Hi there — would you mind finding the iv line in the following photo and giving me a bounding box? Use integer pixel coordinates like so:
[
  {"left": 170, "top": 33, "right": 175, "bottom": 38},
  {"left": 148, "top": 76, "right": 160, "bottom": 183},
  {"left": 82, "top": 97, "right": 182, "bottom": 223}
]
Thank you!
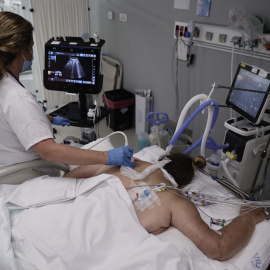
[{"left": 127, "top": 183, "right": 270, "bottom": 227}]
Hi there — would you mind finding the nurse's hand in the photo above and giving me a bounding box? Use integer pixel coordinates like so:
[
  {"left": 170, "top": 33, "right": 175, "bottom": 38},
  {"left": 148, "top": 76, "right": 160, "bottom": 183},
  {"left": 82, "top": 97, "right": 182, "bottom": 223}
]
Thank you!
[
  {"left": 52, "top": 116, "right": 70, "bottom": 126},
  {"left": 107, "top": 146, "right": 134, "bottom": 168}
]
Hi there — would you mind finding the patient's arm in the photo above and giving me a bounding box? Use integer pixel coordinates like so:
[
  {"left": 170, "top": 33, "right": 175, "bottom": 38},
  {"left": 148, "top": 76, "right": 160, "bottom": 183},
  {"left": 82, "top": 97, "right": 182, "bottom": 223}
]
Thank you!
[{"left": 171, "top": 199, "right": 268, "bottom": 261}]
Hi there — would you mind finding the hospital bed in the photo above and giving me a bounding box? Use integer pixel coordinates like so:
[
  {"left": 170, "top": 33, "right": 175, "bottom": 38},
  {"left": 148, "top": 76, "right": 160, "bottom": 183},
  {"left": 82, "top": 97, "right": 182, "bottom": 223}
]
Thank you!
[{"left": 0, "top": 136, "right": 270, "bottom": 270}]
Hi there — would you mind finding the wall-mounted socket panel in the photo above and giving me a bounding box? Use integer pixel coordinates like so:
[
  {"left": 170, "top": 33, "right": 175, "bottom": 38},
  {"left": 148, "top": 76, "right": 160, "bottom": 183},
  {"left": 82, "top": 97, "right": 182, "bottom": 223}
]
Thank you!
[
  {"left": 173, "top": 21, "right": 270, "bottom": 61},
  {"left": 174, "top": 21, "right": 188, "bottom": 39},
  {"left": 177, "top": 40, "right": 189, "bottom": 61},
  {"left": 174, "top": 21, "right": 189, "bottom": 61},
  {"left": 108, "top": 11, "right": 114, "bottom": 20},
  {"left": 119, "top": 13, "right": 128, "bottom": 22}
]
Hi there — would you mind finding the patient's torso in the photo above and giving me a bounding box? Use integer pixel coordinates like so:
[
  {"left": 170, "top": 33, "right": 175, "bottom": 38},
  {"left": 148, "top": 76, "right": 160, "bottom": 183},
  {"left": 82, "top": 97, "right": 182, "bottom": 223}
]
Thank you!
[{"left": 96, "top": 161, "right": 183, "bottom": 235}]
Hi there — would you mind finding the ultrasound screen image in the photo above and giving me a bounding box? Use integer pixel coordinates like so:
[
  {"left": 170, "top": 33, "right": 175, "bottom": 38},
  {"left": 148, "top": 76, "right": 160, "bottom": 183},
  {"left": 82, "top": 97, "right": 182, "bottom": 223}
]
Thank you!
[
  {"left": 229, "top": 69, "right": 270, "bottom": 118},
  {"left": 47, "top": 51, "right": 96, "bottom": 85},
  {"left": 62, "top": 57, "right": 86, "bottom": 78}
]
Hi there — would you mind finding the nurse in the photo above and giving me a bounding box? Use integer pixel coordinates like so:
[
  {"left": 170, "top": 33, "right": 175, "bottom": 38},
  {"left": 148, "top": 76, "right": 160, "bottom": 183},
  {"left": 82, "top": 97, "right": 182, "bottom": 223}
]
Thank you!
[{"left": 0, "top": 11, "right": 134, "bottom": 174}]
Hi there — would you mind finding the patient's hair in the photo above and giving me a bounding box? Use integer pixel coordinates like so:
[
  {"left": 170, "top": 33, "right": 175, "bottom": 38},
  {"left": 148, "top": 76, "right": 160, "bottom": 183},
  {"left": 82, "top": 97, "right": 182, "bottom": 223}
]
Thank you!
[
  {"left": 0, "top": 12, "right": 33, "bottom": 79},
  {"left": 162, "top": 153, "right": 206, "bottom": 187}
]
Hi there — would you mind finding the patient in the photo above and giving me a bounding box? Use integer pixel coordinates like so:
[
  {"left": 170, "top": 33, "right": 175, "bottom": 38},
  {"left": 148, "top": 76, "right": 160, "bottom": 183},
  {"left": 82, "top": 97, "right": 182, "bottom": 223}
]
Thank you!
[{"left": 65, "top": 153, "right": 268, "bottom": 261}]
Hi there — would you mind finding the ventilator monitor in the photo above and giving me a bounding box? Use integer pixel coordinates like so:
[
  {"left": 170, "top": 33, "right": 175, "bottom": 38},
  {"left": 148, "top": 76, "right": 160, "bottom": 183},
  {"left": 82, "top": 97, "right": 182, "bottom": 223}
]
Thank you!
[{"left": 226, "top": 62, "right": 270, "bottom": 125}]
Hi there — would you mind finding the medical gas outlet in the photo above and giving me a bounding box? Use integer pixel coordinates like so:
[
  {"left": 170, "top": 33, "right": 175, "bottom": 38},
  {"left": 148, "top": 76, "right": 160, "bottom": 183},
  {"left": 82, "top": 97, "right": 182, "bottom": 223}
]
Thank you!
[
  {"left": 174, "top": 21, "right": 195, "bottom": 61},
  {"left": 174, "top": 21, "right": 270, "bottom": 61}
]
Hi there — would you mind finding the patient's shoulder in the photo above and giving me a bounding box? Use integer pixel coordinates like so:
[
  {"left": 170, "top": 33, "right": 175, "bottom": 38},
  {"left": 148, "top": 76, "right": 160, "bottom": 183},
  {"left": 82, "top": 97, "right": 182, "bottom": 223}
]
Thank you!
[
  {"left": 170, "top": 193, "right": 199, "bottom": 217},
  {"left": 169, "top": 195, "right": 204, "bottom": 235}
]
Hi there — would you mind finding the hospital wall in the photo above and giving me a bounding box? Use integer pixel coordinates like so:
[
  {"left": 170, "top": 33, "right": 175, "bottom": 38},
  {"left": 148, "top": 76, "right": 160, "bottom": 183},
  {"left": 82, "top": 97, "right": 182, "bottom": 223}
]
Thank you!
[{"left": 95, "top": 0, "right": 270, "bottom": 156}]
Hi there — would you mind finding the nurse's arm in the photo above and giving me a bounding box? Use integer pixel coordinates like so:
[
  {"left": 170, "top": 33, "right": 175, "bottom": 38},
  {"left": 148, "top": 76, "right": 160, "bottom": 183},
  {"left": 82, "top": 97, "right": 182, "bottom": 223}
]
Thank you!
[
  {"left": 46, "top": 115, "right": 53, "bottom": 122},
  {"left": 31, "top": 138, "right": 108, "bottom": 165}
]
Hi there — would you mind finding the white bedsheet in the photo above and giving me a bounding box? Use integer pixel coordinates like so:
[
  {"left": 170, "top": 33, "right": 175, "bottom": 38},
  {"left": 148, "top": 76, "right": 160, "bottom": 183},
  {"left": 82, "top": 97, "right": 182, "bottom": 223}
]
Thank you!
[
  {"left": 1, "top": 144, "right": 270, "bottom": 270},
  {"left": 0, "top": 174, "right": 185, "bottom": 270}
]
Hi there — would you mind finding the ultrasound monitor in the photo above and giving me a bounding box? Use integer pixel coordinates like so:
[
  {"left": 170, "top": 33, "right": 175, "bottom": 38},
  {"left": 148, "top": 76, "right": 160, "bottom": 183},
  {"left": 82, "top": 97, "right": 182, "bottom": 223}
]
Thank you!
[
  {"left": 44, "top": 37, "right": 105, "bottom": 94},
  {"left": 226, "top": 62, "right": 270, "bottom": 125},
  {"left": 43, "top": 37, "right": 109, "bottom": 128}
]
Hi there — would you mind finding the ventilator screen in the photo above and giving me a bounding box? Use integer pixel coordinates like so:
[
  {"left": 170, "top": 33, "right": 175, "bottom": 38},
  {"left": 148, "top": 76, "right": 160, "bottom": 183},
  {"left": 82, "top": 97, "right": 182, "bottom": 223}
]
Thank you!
[{"left": 226, "top": 63, "right": 270, "bottom": 125}]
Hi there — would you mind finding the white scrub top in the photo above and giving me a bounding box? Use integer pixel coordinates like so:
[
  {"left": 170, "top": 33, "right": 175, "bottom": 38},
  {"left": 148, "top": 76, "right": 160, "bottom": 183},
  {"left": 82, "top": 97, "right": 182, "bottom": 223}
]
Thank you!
[{"left": 0, "top": 73, "right": 54, "bottom": 169}]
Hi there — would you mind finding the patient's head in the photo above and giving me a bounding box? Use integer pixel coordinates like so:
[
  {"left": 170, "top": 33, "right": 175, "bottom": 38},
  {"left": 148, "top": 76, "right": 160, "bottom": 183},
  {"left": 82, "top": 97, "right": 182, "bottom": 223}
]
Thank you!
[{"left": 162, "top": 153, "right": 206, "bottom": 187}]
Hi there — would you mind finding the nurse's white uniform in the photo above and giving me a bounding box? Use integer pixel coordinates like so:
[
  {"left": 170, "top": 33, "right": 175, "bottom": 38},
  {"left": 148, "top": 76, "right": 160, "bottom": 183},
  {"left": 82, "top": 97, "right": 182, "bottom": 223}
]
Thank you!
[{"left": 0, "top": 73, "right": 54, "bottom": 169}]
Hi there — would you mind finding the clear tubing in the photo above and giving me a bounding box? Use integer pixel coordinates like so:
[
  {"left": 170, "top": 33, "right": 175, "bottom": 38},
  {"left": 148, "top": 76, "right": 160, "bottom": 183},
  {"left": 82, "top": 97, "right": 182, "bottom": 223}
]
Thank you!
[
  {"left": 129, "top": 184, "right": 270, "bottom": 224},
  {"left": 156, "top": 126, "right": 161, "bottom": 148},
  {"left": 230, "top": 45, "right": 235, "bottom": 119},
  {"left": 130, "top": 184, "right": 270, "bottom": 208},
  {"left": 216, "top": 179, "right": 248, "bottom": 200},
  {"left": 171, "top": 187, "right": 270, "bottom": 207},
  {"left": 200, "top": 105, "right": 214, "bottom": 157},
  {"left": 220, "top": 158, "right": 240, "bottom": 188}
]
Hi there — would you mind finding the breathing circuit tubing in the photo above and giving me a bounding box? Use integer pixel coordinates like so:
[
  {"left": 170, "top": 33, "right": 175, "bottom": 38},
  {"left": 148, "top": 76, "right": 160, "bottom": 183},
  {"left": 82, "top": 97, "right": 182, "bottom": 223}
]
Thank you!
[
  {"left": 187, "top": 135, "right": 228, "bottom": 155},
  {"left": 206, "top": 136, "right": 227, "bottom": 153},
  {"left": 165, "top": 94, "right": 225, "bottom": 157},
  {"left": 164, "top": 92, "right": 239, "bottom": 190}
]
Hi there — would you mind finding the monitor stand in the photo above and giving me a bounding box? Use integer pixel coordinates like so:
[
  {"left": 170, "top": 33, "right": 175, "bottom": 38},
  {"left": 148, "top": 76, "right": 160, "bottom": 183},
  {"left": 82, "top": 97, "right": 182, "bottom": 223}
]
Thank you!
[{"left": 49, "top": 92, "right": 110, "bottom": 128}]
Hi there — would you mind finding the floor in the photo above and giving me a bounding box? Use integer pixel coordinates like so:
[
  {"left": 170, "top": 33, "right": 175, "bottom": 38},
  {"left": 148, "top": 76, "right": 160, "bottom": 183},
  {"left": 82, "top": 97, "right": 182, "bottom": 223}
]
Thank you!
[{"left": 53, "top": 119, "right": 140, "bottom": 153}]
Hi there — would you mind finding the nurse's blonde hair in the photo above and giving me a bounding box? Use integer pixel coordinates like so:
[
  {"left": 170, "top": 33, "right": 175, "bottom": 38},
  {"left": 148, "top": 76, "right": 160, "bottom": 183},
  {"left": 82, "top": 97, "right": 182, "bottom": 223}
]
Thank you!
[{"left": 0, "top": 12, "right": 33, "bottom": 80}]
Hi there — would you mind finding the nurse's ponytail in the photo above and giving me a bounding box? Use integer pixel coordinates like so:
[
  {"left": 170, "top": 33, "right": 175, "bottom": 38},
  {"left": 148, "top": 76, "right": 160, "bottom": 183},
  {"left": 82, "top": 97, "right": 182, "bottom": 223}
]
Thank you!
[{"left": 0, "top": 12, "right": 33, "bottom": 80}]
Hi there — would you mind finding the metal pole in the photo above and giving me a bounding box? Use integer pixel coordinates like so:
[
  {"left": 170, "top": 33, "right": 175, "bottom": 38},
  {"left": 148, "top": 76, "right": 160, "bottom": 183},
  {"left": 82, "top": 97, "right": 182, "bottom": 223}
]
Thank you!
[{"left": 217, "top": 85, "right": 270, "bottom": 95}]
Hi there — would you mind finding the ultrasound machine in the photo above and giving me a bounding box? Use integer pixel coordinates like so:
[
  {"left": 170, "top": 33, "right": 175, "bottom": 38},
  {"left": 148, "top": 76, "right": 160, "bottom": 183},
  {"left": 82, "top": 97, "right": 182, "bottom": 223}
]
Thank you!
[
  {"left": 218, "top": 63, "right": 270, "bottom": 198},
  {"left": 43, "top": 36, "right": 109, "bottom": 131}
]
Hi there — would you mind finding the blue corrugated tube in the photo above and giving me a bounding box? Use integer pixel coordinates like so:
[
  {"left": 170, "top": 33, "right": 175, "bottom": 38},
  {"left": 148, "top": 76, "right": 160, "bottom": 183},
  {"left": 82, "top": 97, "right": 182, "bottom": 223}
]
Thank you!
[
  {"left": 205, "top": 136, "right": 228, "bottom": 153},
  {"left": 168, "top": 100, "right": 220, "bottom": 154}
]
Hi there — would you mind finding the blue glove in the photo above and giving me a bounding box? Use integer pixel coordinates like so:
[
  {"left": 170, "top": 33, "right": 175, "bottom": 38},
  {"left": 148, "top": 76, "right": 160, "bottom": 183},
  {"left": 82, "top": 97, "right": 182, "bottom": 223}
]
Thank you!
[
  {"left": 107, "top": 146, "right": 134, "bottom": 168},
  {"left": 52, "top": 116, "right": 70, "bottom": 126}
]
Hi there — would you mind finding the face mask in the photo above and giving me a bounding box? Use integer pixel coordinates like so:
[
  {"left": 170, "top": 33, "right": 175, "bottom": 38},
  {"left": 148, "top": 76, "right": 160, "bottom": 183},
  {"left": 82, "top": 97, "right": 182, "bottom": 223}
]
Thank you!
[{"left": 21, "top": 48, "right": 34, "bottom": 73}]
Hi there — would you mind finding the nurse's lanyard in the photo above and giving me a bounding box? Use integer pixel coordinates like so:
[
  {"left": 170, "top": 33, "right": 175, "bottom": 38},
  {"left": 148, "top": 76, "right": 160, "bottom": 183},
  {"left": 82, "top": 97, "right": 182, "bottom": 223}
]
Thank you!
[{"left": 6, "top": 68, "right": 25, "bottom": 88}]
